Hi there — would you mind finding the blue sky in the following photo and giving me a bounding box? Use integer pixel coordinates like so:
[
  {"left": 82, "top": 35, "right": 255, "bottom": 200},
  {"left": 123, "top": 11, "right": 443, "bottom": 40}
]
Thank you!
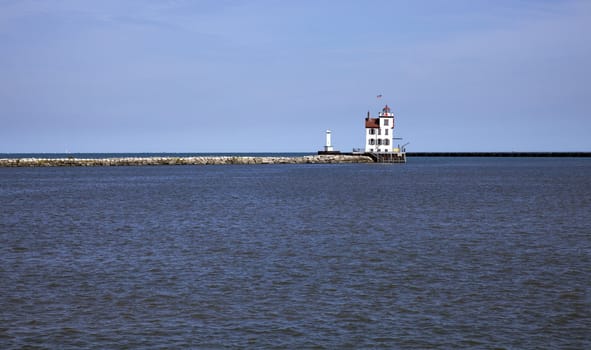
[{"left": 1, "top": 0, "right": 590, "bottom": 152}]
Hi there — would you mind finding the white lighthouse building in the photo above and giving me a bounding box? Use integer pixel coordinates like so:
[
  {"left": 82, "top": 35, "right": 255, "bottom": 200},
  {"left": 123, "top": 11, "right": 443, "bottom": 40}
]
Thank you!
[{"left": 365, "top": 105, "right": 395, "bottom": 153}]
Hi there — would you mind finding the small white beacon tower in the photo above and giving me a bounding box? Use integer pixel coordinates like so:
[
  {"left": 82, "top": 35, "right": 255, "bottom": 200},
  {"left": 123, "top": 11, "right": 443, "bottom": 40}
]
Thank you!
[{"left": 324, "top": 130, "right": 334, "bottom": 152}]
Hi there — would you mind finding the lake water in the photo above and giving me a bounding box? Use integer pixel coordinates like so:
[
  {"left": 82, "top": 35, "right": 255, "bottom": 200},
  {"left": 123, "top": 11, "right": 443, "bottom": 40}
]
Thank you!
[{"left": 1, "top": 157, "right": 589, "bottom": 349}]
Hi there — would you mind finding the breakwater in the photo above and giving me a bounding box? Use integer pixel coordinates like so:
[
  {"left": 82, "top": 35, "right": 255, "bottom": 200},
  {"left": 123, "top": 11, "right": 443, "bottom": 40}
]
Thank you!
[
  {"left": 0, "top": 154, "right": 374, "bottom": 167},
  {"left": 407, "top": 152, "right": 591, "bottom": 157}
]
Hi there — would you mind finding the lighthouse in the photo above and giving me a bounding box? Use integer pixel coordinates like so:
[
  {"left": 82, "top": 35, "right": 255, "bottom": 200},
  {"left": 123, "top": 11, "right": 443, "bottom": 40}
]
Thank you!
[
  {"left": 365, "top": 105, "right": 395, "bottom": 153},
  {"left": 324, "top": 130, "right": 334, "bottom": 152},
  {"left": 316, "top": 103, "right": 405, "bottom": 162},
  {"left": 318, "top": 129, "right": 341, "bottom": 154}
]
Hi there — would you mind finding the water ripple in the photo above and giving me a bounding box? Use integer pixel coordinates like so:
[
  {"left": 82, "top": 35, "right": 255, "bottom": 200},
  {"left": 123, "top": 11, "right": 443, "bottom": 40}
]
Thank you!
[{"left": 1, "top": 160, "right": 590, "bottom": 348}]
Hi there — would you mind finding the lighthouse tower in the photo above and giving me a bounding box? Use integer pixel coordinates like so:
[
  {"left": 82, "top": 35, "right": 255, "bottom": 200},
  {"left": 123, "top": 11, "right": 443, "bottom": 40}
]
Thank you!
[
  {"left": 365, "top": 105, "right": 395, "bottom": 153},
  {"left": 324, "top": 130, "right": 334, "bottom": 152}
]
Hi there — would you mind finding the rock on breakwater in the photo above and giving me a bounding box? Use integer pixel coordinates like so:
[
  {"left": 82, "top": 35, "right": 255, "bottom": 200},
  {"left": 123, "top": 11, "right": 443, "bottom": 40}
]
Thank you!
[{"left": 0, "top": 155, "right": 374, "bottom": 167}]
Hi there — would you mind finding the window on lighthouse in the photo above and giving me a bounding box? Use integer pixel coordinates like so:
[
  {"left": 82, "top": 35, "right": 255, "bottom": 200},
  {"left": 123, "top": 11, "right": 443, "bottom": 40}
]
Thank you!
[{"left": 384, "top": 119, "right": 389, "bottom": 126}]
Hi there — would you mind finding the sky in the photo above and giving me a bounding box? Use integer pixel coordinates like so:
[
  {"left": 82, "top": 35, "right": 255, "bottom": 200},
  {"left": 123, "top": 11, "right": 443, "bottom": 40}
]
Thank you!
[{"left": 1, "top": 0, "right": 590, "bottom": 153}]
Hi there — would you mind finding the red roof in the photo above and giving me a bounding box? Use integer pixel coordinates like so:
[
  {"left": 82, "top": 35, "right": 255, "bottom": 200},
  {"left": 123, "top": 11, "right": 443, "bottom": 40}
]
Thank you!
[{"left": 365, "top": 118, "right": 379, "bottom": 128}]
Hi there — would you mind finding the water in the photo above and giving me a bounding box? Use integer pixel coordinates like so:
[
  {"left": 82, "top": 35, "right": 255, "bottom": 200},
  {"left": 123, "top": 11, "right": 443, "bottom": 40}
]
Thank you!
[{"left": 1, "top": 157, "right": 590, "bottom": 349}]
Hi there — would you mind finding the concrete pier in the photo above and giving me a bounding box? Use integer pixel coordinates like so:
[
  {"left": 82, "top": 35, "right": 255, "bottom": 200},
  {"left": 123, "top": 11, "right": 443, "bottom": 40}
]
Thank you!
[
  {"left": 0, "top": 154, "right": 375, "bottom": 167},
  {"left": 407, "top": 152, "right": 591, "bottom": 157}
]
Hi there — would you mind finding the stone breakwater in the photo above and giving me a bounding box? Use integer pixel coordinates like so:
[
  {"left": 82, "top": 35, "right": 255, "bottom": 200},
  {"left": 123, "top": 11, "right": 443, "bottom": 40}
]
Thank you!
[{"left": 0, "top": 155, "right": 374, "bottom": 167}]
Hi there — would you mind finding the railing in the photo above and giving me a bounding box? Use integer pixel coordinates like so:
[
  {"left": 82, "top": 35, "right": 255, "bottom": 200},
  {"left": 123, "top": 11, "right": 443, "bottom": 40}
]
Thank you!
[{"left": 349, "top": 149, "right": 406, "bottom": 163}]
